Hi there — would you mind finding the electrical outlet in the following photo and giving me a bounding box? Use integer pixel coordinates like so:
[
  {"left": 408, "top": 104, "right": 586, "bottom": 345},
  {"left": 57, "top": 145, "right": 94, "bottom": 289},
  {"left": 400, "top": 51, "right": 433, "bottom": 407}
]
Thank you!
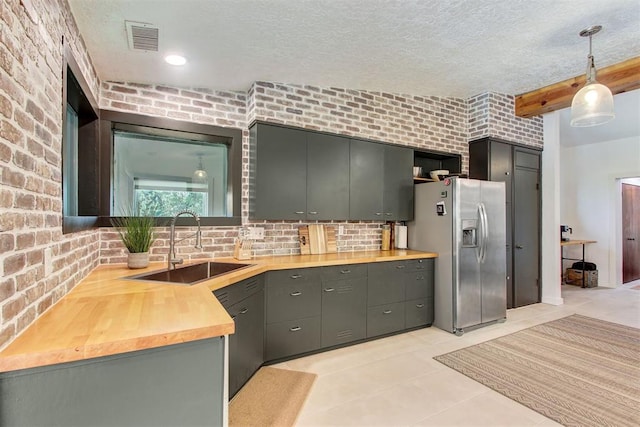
[{"left": 246, "top": 227, "right": 265, "bottom": 240}]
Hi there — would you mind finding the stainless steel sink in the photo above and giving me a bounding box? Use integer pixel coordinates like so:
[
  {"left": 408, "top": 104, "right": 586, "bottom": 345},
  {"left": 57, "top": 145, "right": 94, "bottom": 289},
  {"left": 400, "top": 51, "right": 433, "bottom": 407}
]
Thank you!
[{"left": 127, "top": 262, "right": 252, "bottom": 285}]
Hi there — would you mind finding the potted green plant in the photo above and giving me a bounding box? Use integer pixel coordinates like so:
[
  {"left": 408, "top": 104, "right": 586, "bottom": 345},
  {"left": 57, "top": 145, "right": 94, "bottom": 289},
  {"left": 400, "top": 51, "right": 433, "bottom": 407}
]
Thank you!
[{"left": 111, "top": 214, "right": 156, "bottom": 269}]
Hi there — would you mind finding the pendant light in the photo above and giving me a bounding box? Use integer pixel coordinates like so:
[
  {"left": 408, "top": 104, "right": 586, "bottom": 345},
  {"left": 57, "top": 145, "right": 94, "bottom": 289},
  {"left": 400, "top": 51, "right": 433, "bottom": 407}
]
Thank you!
[
  {"left": 570, "top": 25, "right": 615, "bottom": 127},
  {"left": 192, "top": 154, "right": 208, "bottom": 183}
]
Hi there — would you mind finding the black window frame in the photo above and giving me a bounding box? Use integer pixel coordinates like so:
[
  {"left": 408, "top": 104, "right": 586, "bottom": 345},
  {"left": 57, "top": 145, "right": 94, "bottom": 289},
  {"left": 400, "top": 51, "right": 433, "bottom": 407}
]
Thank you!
[
  {"left": 62, "top": 43, "right": 100, "bottom": 234},
  {"left": 98, "top": 110, "right": 243, "bottom": 227}
]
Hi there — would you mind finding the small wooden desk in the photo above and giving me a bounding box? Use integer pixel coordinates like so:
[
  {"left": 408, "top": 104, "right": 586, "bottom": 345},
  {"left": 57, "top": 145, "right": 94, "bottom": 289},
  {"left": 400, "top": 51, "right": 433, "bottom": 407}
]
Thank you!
[{"left": 561, "top": 239, "right": 597, "bottom": 287}]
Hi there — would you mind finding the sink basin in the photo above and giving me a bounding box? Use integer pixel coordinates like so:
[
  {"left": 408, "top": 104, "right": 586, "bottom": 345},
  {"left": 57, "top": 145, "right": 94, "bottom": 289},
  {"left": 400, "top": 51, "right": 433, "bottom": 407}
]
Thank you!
[{"left": 127, "top": 262, "right": 252, "bottom": 285}]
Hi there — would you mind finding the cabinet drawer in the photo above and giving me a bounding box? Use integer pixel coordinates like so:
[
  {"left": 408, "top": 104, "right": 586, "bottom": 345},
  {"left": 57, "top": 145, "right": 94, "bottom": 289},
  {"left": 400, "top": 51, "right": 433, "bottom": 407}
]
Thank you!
[
  {"left": 368, "top": 260, "right": 407, "bottom": 275},
  {"left": 214, "top": 275, "right": 263, "bottom": 309},
  {"left": 265, "top": 316, "right": 321, "bottom": 361},
  {"left": 405, "top": 298, "right": 433, "bottom": 329},
  {"left": 266, "top": 275, "right": 321, "bottom": 324},
  {"left": 367, "top": 302, "right": 405, "bottom": 337},
  {"left": 368, "top": 274, "right": 405, "bottom": 306},
  {"left": 266, "top": 268, "right": 320, "bottom": 286},
  {"left": 405, "top": 271, "right": 434, "bottom": 300},
  {"left": 321, "top": 264, "right": 367, "bottom": 281},
  {"left": 406, "top": 258, "right": 434, "bottom": 272}
]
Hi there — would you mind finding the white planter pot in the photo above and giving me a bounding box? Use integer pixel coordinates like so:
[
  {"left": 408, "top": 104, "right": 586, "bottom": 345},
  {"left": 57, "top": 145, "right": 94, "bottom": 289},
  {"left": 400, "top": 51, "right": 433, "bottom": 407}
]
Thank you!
[{"left": 127, "top": 252, "right": 149, "bottom": 269}]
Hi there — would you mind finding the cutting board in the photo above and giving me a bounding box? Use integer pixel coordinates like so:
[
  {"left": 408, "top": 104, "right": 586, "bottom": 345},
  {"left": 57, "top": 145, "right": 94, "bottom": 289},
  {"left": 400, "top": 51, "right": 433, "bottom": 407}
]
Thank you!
[
  {"left": 308, "top": 224, "right": 327, "bottom": 254},
  {"left": 298, "top": 226, "right": 310, "bottom": 255},
  {"left": 325, "top": 226, "right": 337, "bottom": 253}
]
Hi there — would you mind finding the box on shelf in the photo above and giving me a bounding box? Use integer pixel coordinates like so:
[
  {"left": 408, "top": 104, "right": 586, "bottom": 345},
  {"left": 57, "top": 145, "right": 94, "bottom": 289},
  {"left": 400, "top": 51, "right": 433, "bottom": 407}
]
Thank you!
[{"left": 565, "top": 268, "right": 598, "bottom": 287}]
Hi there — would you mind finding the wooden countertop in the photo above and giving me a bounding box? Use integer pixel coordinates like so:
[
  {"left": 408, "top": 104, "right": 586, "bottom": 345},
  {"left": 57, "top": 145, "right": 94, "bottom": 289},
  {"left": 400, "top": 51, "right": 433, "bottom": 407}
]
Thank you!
[
  {"left": 560, "top": 239, "right": 597, "bottom": 246},
  {"left": 0, "top": 249, "right": 436, "bottom": 372}
]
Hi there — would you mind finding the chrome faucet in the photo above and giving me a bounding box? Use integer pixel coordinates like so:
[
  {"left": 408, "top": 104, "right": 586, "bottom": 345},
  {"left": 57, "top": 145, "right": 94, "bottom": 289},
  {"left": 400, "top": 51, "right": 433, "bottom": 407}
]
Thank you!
[{"left": 168, "top": 210, "right": 203, "bottom": 270}]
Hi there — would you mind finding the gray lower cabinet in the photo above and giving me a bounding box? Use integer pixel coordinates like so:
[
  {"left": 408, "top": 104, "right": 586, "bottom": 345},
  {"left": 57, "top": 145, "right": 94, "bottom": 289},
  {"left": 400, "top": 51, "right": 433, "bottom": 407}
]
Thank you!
[
  {"left": 321, "top": 264, "right": 367, "bottom": 347},
  {"left": 0, "top": 338, "right": 225, "bottom": 427},
  {"left": 265, "top": 268, "right": 322, "bottom": 360},
  {"left": 264, "top": 260, "right": 434, "bottom": 360},
  {"left": 367, "top": 259, "right": 434, "bottom": 338},
  {"left": 214, "top": 276, "right": 265, "bottom": 399}
]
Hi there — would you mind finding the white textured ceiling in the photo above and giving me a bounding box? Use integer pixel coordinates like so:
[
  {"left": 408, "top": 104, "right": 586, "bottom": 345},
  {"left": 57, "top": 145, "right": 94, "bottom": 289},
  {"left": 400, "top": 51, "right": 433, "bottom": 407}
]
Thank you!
[{"left": 69, "top": 0, "right": 640, "bottom": 98}]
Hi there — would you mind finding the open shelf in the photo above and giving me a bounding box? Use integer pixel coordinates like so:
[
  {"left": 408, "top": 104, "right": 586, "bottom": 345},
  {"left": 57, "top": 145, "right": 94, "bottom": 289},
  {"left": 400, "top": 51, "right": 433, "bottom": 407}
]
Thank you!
[{"left": 413, "top": 148, "right": 462, "bottom": 181}]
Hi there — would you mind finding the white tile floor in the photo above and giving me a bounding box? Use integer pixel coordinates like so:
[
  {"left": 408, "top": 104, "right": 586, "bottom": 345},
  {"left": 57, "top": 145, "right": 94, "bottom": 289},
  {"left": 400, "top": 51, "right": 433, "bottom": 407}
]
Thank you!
[{"left": 275, "top": 281, "right": 640, "bottom": 426}]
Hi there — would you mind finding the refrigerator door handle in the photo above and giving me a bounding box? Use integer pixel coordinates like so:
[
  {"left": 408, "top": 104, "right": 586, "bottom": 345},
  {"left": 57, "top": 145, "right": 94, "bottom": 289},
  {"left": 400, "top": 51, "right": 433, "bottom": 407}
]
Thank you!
[
  {"left": 475, "top": 204, "right": 483, "bottom": 263},
  {"left": 479, "top": 203, "right": 489, "bottom": 263}
]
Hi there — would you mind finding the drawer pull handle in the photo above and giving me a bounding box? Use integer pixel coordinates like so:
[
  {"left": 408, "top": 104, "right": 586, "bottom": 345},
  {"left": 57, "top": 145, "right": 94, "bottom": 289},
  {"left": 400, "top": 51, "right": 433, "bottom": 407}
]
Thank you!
[
  {"left": 308, "top": 211, "right": 318, "bottom": 215},
  {"left": 417, "top": 275, "right": 424, "bottom": 280},
  {"left": 375, "top": 212, "right": 383, "bottom": 216},
  {"left": 383, "top": 310, "right": 392, "bottom": 315},
  {"left": 416, "top": 304, "right": 425, "bottom": 308},
  {"left": 239, "top": 308, "right": 248, "bottom": 315},
  {"left": 295, "top": 211, "right": 305, "bottom": 215},
  {"left": 385, "top": 213, "right": 392, "bottom": 216},
  {"left": 290, "top": 274, "right": 303, "bottom": 279},
  {"left": 290, "top": 291, "right": 302, "bottom": 296},
  {"left": 396, "top": 265, "right": 406, "bottom": 269},
  {"left": 231, "top": 315, "right": 237, "bottom": 320},
  {"left": 324, "top": 288, "right": 335, "bottom": 292},
  {"left": 290, "top": 326, "right": 302, "bottom": 332},
  {"left": 340, "top": 269, "right": 351, "bottom": 274}
]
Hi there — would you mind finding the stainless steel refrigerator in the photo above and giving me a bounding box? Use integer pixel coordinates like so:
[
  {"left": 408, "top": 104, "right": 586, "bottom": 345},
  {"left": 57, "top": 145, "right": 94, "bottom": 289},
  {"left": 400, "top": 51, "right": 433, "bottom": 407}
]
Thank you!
[{"left": 408, "top": 177, "right": 506, "bottom": 335}]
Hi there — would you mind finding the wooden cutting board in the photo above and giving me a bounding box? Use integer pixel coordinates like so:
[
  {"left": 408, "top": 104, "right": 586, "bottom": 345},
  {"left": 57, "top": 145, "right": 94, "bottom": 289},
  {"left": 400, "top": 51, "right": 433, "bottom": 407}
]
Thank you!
[
  {"left": 308, "top": 224, "right": 327, "bottom": 254},
  {"left": 298, "top": 226, "right": 310, "bottom": 255},
  {"left": 325, "top": 226, "right": 337, "bottom": 253}
]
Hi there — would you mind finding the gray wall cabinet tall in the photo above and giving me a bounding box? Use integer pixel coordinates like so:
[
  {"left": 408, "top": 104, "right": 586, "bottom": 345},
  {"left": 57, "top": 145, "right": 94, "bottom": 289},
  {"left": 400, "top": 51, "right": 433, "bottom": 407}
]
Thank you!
[
  {"left": 469, "top": 137, "right": 541, "bottom": 309},
  {"left": 250, "top": 122, "right": 414, "bottom": 221}
]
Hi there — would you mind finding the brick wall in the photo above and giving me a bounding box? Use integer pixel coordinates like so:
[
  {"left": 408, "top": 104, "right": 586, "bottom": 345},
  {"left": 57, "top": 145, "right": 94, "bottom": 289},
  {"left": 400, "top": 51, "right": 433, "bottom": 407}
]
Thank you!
[
  {"left": 100, "top": 81, "right": 542, "bottom": 263},
  {"left": 468, "top": 92, "right": 543, "bottom": 147},
  {"left": 0, "top": 0, "right": 100, "bottom": 349}
]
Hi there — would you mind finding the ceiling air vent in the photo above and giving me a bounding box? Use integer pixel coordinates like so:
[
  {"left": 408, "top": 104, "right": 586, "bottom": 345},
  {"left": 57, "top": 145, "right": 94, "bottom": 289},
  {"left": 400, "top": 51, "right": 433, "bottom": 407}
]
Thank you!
[{"left": 125, "top": 20, "right": 159, "bottom": 52}]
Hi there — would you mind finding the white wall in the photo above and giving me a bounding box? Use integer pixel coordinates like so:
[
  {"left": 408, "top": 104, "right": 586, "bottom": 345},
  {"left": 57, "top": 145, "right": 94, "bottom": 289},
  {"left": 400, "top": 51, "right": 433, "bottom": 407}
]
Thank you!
[{"left": 560, "top": 136, "right": 640, "bottom": 286}]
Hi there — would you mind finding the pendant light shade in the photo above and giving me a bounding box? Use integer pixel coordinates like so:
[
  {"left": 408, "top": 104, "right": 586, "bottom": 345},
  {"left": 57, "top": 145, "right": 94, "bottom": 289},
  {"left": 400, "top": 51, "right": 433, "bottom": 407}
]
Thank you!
[
  {"left": 192, "top": 154, "right": 208, "bottom": 183},
  {"left": 570, "top": 25, "right": 615, "bottom": 127}
]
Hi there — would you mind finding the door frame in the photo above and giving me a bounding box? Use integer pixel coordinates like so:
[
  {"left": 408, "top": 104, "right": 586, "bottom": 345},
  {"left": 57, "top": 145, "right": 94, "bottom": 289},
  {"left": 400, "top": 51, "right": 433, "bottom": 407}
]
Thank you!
[{"left": 617, "top": 177, "right": 640, "bottom": 284}]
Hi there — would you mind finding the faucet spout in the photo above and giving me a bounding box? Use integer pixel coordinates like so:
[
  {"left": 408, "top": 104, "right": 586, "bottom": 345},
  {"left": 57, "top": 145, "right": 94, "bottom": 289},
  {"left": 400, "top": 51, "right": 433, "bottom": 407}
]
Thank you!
[{"left": 168, "top": 210, "right": 203, "bottom": 270}]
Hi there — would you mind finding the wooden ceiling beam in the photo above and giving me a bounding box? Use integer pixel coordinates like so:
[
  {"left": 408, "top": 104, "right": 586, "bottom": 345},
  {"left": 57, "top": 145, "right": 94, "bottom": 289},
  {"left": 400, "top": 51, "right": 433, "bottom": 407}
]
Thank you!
[{"left": 515, "top": 56, "right": 640, "bottom": 118}]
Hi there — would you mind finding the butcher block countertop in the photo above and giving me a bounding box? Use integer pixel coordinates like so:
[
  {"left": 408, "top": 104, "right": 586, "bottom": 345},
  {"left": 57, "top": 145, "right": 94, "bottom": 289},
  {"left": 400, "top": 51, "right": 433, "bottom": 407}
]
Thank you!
[{"left": 0, "top": 250, "right": 436, "bottom": 372}]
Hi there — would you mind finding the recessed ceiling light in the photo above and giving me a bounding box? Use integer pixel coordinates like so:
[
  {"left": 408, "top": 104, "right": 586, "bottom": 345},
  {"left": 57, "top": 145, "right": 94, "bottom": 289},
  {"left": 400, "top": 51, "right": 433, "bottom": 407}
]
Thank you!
[{"left": 164, "top": 55, "right": 187, "bottom": 66}]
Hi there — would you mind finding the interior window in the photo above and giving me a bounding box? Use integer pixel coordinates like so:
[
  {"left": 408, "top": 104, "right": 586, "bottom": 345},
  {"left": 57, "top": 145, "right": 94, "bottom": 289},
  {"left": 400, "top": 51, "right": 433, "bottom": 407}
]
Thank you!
[
  {"left": 100, "top": 112, "right": 242, "bottom": 226},
  {"left": 112, "top": 130, "right": 227, "bottom": 217}
]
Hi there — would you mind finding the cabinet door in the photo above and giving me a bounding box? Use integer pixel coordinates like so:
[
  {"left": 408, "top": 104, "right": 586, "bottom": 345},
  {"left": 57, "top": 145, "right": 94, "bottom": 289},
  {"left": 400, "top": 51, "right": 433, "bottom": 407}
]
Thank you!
[
  {"left": 254, "top": 124, "right": 307, "bottom": 220},
  {"left": 513, "top": 161, "right": 540, "bottom": 307},
  {"left": 307, "top": 133, "right": 350, "bottom": 220},
  {"left": 321, "top": 277, "right": 367, "bottom": 347},
  {"left": 383, "top": 144, "right": 414, "bottom": 221},
  {"left": 228, "top": 289, "right": 264, "bottom": 398},
  {"left": 350, "top": 139, "right": 384, "bottom": 220}
]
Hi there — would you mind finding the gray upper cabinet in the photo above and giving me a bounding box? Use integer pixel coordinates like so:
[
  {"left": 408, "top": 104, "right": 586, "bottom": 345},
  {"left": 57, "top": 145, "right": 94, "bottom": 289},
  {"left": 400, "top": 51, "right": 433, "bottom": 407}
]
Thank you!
[
  {"left": 252, "top": 124, "right": 308, "bottom": 220},
  {"left": 251, "top": 122, "right": 414, "bottom": 221},
  {"left": 306, "top": 132, "right": 350, "bottom": 220},
  {"left": 349, "top": 139, "right": 385, "bottom": 220},
  {"left": 350, "top": 139, "right": 414, "bottom": 221},
  {"left": 383, "top": 144, "right": 414, "bottom": 221}
]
